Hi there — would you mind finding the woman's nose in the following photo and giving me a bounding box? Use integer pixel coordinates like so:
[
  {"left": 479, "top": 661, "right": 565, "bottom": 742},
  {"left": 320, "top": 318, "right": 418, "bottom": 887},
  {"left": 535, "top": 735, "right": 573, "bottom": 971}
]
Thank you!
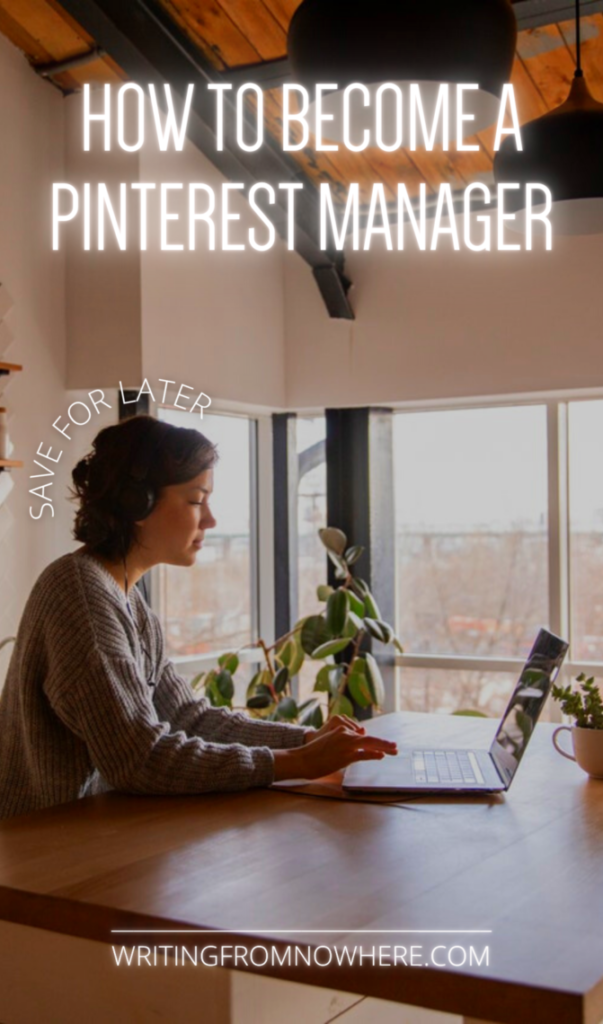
[{"left": 203, "top": 508, "right": 217, "bottom": 529}]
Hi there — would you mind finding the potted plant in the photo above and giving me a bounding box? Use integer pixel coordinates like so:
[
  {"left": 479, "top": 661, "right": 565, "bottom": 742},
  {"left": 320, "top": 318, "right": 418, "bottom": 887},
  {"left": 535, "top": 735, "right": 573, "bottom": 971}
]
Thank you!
[
  {"left": 193, "top": 527, "right": 403, "bottom": 728},
  {"left": 551, "top": 673, "right": 603, "bottom": 779}
]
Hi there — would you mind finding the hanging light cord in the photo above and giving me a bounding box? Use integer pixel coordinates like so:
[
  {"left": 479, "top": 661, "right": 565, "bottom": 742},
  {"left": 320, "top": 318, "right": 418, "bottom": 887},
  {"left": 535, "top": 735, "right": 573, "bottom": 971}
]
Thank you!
[{"left": 575, "top": 0, "right": 582, "bottom": 77}]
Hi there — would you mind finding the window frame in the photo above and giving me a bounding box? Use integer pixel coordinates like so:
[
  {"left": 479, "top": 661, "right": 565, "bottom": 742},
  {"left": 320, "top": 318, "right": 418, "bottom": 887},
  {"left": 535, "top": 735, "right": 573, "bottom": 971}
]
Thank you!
[
  {"left": 147, "top": 387, "right": 603, "bottom": 711},
  {"left": 150, "top": 399, "right": 271, "bottom": 679},
  {"left": 391, "top": 390, "right": 603, "bottom": 718}
]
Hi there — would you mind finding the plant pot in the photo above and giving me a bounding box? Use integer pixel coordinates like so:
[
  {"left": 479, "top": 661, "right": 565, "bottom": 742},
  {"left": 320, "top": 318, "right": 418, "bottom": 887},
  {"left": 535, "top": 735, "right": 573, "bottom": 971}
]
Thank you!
[{"left": 552, "top": 725, "right": 603, "bottom": 779}]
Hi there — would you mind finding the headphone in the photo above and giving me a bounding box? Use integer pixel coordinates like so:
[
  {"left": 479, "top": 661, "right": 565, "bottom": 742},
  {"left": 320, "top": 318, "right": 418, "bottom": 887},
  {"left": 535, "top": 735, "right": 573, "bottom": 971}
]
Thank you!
[{"left": 116, "top": 421, "right": 166, "bottom": 523}]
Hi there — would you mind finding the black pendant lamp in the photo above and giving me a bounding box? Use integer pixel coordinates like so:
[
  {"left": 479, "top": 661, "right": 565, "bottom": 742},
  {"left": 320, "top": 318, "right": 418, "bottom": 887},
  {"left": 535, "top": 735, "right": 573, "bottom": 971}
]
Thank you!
[
  {"left": 287, "top": 0, "right": 517, "bottom": 143},
  {"left": 494, "top": 0, "right": 603, "bottom": 235}
]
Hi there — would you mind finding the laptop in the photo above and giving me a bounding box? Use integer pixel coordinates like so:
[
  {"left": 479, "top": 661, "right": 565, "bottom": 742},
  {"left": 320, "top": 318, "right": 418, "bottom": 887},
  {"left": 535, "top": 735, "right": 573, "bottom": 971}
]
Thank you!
[{"left": 343, "top": 628, "right": 568, "bottom": 794}]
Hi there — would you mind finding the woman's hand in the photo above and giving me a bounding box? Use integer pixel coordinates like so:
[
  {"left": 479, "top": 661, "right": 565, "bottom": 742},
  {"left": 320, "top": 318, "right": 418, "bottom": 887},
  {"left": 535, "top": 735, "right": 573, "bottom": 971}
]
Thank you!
[
  {"left": 303, "top": 714, "right": 365, "bottom": 744},
  {"left": 274, "top": 723, "right": 398, "bottom": 782}
]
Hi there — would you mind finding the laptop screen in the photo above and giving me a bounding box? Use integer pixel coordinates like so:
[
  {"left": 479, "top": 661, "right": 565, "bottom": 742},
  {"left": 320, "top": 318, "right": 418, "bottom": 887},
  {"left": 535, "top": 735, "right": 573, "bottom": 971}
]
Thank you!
[{"left": 489, "top": 628, "right": 569, "bottom": 787}]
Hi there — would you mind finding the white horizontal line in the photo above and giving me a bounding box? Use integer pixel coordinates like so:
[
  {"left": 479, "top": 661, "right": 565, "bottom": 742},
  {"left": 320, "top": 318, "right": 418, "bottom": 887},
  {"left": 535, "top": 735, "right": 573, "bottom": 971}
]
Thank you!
[{"left": 111, "top": 929, "right": 492, "bottom": 935}]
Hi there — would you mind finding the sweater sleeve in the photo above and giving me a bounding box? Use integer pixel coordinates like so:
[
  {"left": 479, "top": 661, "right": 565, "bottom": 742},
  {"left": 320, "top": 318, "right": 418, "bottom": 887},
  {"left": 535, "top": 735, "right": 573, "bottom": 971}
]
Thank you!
[
  {"left": 44, "top": 648, "right": 276, "bottom": 795},
  {"left": 154, "top": 660, "right": 310, "bottom": 750}
]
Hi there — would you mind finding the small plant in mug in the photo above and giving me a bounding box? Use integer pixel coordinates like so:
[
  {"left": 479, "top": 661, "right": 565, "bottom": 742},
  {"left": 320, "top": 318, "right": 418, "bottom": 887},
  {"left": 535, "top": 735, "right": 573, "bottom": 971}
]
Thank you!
[
  {"left": 192, "top": 526, "right": 403, "bottom": 728},
  {"left": 551, "top": 673, "right": 603, "bottom": 730}
]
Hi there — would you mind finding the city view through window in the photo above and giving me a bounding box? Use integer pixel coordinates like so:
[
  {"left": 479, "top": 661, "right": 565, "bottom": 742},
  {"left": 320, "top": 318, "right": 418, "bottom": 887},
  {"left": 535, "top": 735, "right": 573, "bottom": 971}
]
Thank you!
[{"left": 159, "top": 401, "right": 603, "bottom": 720}]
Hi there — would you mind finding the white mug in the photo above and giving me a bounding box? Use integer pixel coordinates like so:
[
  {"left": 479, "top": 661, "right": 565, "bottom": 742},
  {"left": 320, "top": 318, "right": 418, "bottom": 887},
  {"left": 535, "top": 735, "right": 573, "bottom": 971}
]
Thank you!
[{"left": 552, "top": 726, "right": 603, "bottom": 779}]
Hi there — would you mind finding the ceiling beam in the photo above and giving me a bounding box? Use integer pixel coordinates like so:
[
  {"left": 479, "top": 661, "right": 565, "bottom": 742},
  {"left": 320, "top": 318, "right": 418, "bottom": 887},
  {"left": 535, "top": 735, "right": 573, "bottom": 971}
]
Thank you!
[
  {"left": 55, "top": 0, "right": 354, "bottom": 320},
  {"left": 34, "top": 46, "right": 107, "bottom": 80},
  {"left": 512, "top": 0, "right": 603, "bottom": 28}
]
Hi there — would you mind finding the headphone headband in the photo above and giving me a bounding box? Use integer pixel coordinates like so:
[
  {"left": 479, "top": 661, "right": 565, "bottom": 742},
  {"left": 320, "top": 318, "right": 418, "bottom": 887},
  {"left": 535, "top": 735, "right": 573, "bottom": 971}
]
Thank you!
[{"left": 118, "top": 418, "right": 168, "bottom": 522}]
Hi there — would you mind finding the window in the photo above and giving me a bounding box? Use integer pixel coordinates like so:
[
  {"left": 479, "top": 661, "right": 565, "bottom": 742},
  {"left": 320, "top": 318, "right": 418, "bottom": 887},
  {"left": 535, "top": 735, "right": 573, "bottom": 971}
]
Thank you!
[
  {"left": 394, "top": 405, "right": 552, "bottom": 717},
  {"left": 297, "top": 417, "right": 327, "bottom": 615},
  {"left": 296, "top": 416, "right": 327, "bottom": 702},
  {"left": 157, "top": 407, "right": 256, "bottom": 659},
  {"left": 395, "top": 406, "right": 549, "bottom": 661},
  {"left": 569, "top": 400, "right": 603, "bottom": 662},
  {"left": 391, "top": 398, "right": 603, "bottom": 720}
]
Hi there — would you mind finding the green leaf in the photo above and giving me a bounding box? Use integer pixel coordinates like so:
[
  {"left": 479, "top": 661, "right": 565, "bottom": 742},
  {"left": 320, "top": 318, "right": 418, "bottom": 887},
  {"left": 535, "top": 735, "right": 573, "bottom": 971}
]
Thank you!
[
  {"left": 311, "top": 638, "right": 351, "bottom": 660},
  {"left": 363, "top": 591, "right": 382, "bottom": 620},
  {"left": 314, "top": 664, "right": 346, "bottom": 697},
  {"left": 326, "top": 549, "right": 349, "bottom": 580},
  {"left": 218, "top": 652, "right": 239, "bottom": 674},
  {"left": 298, "top": 697, "right": 319, "bottom": 712},
  {"left": 247, "top": 694, "right": 273, "bottom": 710},
  {"left": 246, "top": 669, "right": 272, "bottom": 700},
  {"left": 376, "top": 620, "right": 395, "bottom": 644},
  {"left": 364, "top": 652, "right": 385, "bottom": 707},
  {"left": 273, "top": 665, "right": 290, "bottom": 694},
  {"left": 275, "top": 636, "right": 305, "bottom": 677},
  {"left": 318, "top": 527, "right": 347, "bottom": 556},
  {"left": 298, "top": 699, "right": 320, "bottom": 726},
  {"left": 347, "top": 591, "right": 365, "bottom": 617},
  {"left": 305, "top": 704, "right": 324, "bottom": 729},
  {"left": 363, "top": 617, "right": 387, "bottom": 642},
  {"left": 316, "top": 584, "right": 335, "bottom": 602},
  {"left": 325, "top": 664, "right": 345, "bottom": 697},
  {"left": 301, "top": 615, "right": 330, "bottom": 655},
  {"left": 344, "top": 545, "right": 364, "bottom": 566},
  {"left": 326, "top": 589, "right": 349, "bottom": 636},
  {"left": 351, "top": 578, "right": 370, "bottom": 598},
  {"left": 347, "top": 663, "right": 373, "bottom": 708},
  {"left": 314, "top": 665, "right": 332, "bottom": 693},
  {"left": 330, "top": 694, "right": 354, "bottom": 718},
  {"left": 348, "top": 611, "right": 364, "bottom": 633},
  {"left": 274, "top": 696, "right": 298, "bottom": 720},
  {"left": 205, "top": 672, "right": 231, "bottom": 708},
  {"left": 215, "top": 670, "right": 234, "bottom": 702},
  {"left": 343, "top": 615, "right": 359, "bottom": 639},
  {"left": 190, "top": 671, "right": 205, "bottom": 692},
  {"left": 203, "top": 670, "right": 218, "bottom": 699}
]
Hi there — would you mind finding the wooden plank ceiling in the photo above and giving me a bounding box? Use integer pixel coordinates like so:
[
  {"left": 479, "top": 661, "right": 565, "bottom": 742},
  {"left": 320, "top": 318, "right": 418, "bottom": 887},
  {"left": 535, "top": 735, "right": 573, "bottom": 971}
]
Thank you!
[{"left": 0, "top": 0, "right": 601, "bottom": 203}]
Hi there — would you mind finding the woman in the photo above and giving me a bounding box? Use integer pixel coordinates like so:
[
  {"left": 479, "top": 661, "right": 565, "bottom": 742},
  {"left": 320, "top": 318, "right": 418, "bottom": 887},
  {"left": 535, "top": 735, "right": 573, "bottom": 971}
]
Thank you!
[{"left": 0, "top": 415, "right": 396, "bottom": 819}]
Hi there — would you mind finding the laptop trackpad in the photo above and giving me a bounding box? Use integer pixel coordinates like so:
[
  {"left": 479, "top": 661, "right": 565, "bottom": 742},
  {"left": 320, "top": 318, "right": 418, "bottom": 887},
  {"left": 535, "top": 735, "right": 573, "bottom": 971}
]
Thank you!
[{"left": 344, "top": 752, "right": 415, "bottom": 789}]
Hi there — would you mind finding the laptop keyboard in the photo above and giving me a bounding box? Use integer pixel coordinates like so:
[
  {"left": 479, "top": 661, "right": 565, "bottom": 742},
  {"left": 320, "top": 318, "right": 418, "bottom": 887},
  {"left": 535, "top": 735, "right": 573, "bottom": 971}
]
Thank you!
[{"left": 412, "top": 750, "right": 484, "bottom": 786}]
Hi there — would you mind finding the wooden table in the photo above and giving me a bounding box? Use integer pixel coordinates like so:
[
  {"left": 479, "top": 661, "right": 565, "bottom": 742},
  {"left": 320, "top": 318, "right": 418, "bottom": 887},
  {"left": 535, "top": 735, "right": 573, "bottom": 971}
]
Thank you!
[{"left": 1, "top": 712, "right": 602, "bottom": 1024}]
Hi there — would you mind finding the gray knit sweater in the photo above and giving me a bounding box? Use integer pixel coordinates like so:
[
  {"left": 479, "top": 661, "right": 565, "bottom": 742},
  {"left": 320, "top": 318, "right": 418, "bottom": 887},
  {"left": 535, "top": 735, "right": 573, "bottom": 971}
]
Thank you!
[{"left": 0, "top": 551, "right": 307, "bottom": 819}]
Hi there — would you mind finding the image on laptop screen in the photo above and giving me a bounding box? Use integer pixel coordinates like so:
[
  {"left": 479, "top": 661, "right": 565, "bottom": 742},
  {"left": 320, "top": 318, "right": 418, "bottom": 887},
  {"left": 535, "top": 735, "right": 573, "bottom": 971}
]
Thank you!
[{"left": 490, "top": 629, "right": 569, "bottom": 787}]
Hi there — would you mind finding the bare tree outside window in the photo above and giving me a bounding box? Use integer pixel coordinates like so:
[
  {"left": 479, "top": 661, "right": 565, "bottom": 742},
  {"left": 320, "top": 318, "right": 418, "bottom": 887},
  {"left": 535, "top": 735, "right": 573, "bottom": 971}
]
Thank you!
[{"left": 395, "top": 406, "right": 549, "bottom": 716}]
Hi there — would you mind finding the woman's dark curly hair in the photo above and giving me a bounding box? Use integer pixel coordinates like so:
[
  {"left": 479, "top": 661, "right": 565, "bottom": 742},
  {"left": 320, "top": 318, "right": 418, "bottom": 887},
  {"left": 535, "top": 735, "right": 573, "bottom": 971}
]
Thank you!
[{"left": 71, "top": 415, "right": 218, "bottom": 560}]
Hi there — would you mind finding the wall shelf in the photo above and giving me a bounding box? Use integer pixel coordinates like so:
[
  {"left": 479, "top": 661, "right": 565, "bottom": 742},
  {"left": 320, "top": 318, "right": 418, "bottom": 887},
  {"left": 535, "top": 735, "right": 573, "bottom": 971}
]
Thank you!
[
  {"left": 0, "top": 363, "right": 24, "bottom": 472},
  {"left": 0, "top": 362, "right": 22, "bottom": 375}
]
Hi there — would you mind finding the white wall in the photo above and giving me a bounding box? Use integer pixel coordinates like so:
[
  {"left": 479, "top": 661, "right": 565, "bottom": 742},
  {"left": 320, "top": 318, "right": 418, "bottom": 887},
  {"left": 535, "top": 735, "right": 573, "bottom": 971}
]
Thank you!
[
  {"left": 0, "top": 34, "right": 71, "bottom": 664},
  {"left": 139, "top": 136, "right": 286, "bottom": 409},
  {"left": 0, "top": 43, "right": 122, "bottom": 683},
  {"left": 61, "top": 94, "right": 287, "bottom": 408},
  {"left": 284, "top": 225, "right": 603, "bottom": 408},
  {"left": 64, "top": 94, "right": 143, "bottom": 391}
]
